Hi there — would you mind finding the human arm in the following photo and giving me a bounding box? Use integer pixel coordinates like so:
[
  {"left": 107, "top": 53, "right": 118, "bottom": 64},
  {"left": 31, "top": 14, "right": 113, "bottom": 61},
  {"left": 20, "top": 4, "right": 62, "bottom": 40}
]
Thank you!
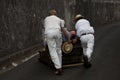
[{"left": 61, "top": 27, "right": 71, "bottom": 43}]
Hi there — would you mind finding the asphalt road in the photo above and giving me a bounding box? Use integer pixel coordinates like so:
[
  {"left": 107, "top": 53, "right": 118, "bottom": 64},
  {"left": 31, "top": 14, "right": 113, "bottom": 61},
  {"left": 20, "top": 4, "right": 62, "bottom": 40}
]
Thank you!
[{"left": 0, "top": 23, "right": 120, "bottom": 80}]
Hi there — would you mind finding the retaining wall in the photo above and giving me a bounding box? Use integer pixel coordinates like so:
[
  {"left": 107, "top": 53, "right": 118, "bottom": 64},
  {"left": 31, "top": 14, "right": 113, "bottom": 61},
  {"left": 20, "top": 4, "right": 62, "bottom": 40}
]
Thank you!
[{"left": 0, "top": 0, "right": 120, "bottom": 65}]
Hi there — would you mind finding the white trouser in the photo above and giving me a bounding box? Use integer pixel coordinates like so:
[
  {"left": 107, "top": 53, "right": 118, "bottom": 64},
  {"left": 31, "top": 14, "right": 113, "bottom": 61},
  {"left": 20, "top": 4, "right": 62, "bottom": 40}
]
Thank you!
[
  {"left": 80, "top": 34, "right": 94, "bottom": 61},
  {"left": 46, "top": 29, "right": 62, "bottom": 69}
]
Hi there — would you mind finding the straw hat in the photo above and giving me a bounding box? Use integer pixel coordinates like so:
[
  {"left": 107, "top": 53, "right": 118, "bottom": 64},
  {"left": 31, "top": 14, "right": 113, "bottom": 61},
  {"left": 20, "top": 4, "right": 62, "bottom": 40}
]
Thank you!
[
  {"left": 49, "top": 10, "right": 57, "bottom": 15},
  {"left": 62, "top": 42, "right": 73, "bottom": 54},
  {"left": 74, "top": 14, "right": 84, "bottom": 21}
]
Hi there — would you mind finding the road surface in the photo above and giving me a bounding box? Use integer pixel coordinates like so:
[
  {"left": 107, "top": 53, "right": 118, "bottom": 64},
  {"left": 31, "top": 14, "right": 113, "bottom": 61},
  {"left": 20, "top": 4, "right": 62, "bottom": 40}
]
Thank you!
[{"left": 0, "top": 23, "right": 120, "bottom": 80}]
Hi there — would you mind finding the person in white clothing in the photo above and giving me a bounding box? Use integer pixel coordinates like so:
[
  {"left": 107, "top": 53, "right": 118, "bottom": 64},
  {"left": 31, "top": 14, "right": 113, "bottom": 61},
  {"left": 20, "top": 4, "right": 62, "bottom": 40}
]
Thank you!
[
  {"left": 74, "top": 14, "right": 94, "bottom": 68},
  {"left": 44, "top": 10, "right": 71, "bottom": 75}
]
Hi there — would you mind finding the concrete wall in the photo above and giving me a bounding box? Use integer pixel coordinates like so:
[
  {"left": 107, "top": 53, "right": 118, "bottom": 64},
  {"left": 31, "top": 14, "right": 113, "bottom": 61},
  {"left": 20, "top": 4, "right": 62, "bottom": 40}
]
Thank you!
[{"left": 0, "top": 0, "right": 120, "bottom": 64}]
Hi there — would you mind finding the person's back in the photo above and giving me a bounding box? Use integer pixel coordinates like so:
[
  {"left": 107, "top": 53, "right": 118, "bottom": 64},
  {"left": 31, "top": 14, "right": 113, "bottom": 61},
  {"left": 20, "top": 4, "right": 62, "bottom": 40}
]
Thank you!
[
  {"left": 75, "top": 18, "right": 94, "bottom": 37},
  {"left": 44, "top": 15, "right": 61, "bottom": 34},
  {"left": 75, "top": 19, "right": 90, "bottom": 29}
]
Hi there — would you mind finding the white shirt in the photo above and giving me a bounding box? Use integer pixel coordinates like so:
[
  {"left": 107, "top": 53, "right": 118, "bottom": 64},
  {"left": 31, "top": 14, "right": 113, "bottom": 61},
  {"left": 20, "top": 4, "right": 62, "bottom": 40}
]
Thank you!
[
  {"left": 75, "top": 19, "right": 94, "bottom": 37},
  {"left": 44, "top": 15, "right": 64, "bottom": 34}
]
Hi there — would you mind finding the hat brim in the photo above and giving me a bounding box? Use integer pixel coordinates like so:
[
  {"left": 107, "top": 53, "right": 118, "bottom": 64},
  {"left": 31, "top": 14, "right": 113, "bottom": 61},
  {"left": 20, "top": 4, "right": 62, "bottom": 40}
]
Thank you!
[
  {"left": 62, "top": 42, "right": 73, "bottom": 54},
  {"left": 74, "top": 14, "right": 84, "bottom": 21}
]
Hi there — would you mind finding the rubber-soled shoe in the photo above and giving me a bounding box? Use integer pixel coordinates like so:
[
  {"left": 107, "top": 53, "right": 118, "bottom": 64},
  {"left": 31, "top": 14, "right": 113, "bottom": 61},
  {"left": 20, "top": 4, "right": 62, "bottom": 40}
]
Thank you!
[
  {"left": 55, "top": 68, "right": 62, "bottom": 75},
  {"left": 83, "top": 56, "right": 92, "bottom": 68}
]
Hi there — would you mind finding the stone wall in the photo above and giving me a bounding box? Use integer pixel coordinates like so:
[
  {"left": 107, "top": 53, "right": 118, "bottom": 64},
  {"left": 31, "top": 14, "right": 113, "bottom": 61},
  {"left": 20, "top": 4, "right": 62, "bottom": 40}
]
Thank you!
[
  {"left": 0, "top": 0, "right": 120, "bottom": 64},
  {"left": 75, "top": 0, "right": 120, "bottom": 26},
  {"left": 0, "top": 0, "right": 75, "bottom": 64}
]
